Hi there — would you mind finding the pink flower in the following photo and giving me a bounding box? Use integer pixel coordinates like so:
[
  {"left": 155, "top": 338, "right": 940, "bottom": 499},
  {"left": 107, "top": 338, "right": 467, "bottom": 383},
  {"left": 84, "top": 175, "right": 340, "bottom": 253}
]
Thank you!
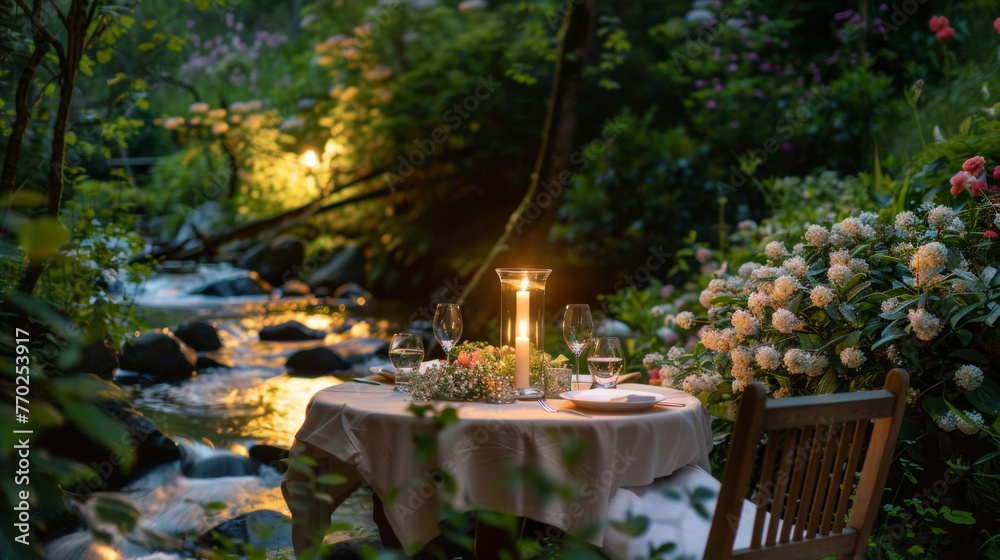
[
  {"left": 950, "top": 171, "right": 973, "bottom": 196},
  {"left": 985, "top": 230, "right": 998, "bottom": 239},
  {"left": 929, "top": 15, "right": 949, "bottom": 33},
  {"left": 660, "top": 284, "right": 675, "bottom": 298},
  {"left": 696, "top": 248, "right": 712, "bottom": 263},
  {"left": 963, "top": 156, "right": 986, "bottom": 176},
  {"left": 970, "top": 179, "right": 988, "bottom": 197},
  {"left": 936, "top": 26, "right": 955, "bottom": 44},
  {"left": 994, "top": 17, "right": 1000, "bottom": 34},
  {"left": 648, "top": 367, "right": 662, "bottom": 381},
  {"left": 994, "top": 166, "right": 1000, "bottom": 181},
  {"left": 706, "top": 100, "right": 717, "bottom": 109}
]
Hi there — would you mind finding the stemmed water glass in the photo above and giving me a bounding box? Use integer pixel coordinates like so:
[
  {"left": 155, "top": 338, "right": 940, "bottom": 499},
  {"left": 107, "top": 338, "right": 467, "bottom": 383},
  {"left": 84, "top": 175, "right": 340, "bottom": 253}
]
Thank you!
[
  {"left": 433, "top": 303, "right": 463, "bottom": 360},
  {"left": 562, "top": 304, "right": 593, "bottom": 390},
  {"left": 389, "top": 333, "right": 424, "bottom": 393}
]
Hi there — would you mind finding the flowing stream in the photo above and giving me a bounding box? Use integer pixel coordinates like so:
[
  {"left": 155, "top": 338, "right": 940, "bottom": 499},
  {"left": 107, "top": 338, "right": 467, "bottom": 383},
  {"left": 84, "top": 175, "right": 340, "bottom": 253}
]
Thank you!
[{"left": 44, "top": 306, "right": 398, "bottom": 560}]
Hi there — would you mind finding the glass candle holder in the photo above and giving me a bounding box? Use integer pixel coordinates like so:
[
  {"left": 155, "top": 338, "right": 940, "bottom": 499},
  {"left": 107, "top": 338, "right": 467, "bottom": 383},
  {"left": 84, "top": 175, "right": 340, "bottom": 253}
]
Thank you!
[{"left": 496, "top": 268, "right": 551, "bottom": 397}]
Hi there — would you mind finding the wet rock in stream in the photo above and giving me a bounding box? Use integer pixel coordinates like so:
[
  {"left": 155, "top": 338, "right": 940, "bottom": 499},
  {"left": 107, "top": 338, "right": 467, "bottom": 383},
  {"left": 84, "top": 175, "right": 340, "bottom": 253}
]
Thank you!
[
  {"left": 238, "top": 234, "right": 307, "bottom": 287},
  {"left": 172, "top": 321, "right": 222, "bottom": 351},
  {"left": 285, "top": 347, "right": 350, "bottom": 376},
  {"left": 259, "top": 320, "right": 327, "bottom": 341},
  {"left": 248, "top": 444, "right": 290, "bottom": 474},
  {"left": 180, "top": 449, "right": 260, "bottom": 478},
  {"left": 119, "top": 332, "right": 197, "bottom": 382}
]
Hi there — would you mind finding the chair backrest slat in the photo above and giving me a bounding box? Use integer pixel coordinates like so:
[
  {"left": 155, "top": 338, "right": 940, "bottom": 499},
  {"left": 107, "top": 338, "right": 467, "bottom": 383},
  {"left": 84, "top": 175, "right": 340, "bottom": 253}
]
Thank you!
[
  {"left": 833, "top": 420, "right": 868, "bottom": 534},
  {"left": 778, "top": 426, "right": 813, "bottom": 543},
  {"left": 794, "top": 426, "right": 839, "bottom": 541},
  {"left": 764, "top": 428, "right": 799, "bottom": 546},
  {"left": 751, "top": 430, "right": 781, "bottom": 549},
  {"left": 703, "top": 369, "right": 909, "bottom": 560},
  {"left": 819, "top": 421, "right": 855, "bottom": 536}
]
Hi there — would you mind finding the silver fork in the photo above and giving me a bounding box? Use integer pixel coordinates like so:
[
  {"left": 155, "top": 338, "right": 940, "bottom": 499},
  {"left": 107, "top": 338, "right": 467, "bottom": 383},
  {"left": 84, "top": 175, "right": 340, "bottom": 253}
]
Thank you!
[{"left": 537, "top": 399, "right": 591, "bottom": 418}]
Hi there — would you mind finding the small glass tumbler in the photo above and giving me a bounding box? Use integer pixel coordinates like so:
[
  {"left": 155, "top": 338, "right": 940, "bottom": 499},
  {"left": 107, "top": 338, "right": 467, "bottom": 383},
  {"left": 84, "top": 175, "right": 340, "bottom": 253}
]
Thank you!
[{"left": 544, "top": 367, "right": 573, "bottom": 398}]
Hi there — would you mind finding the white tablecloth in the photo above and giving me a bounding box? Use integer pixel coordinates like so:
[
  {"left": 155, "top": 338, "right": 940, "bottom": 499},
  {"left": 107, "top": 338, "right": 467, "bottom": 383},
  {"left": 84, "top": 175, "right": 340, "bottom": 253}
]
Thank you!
[{"left": 281, "top": 382, "right": 713, "bottom": 553}]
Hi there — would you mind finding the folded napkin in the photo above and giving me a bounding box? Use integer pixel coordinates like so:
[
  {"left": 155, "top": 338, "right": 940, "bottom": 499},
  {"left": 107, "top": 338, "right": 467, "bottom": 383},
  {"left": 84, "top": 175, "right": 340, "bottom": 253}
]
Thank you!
[{"left": 574, "top": 389, "right": 659, "bottom": 402}]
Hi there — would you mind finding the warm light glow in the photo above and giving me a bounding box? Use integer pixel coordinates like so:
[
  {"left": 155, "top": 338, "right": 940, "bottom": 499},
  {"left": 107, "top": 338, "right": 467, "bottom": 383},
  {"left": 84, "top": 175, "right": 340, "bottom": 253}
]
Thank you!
[
  {"left": 517, "top": 319, "right": 528, "bottom": 338},
  {"left": 520, "top": 277, "right": 528, "bottom": 291},
  {"left": 304, "top": 149, "right": 319, "bottom": 168}
]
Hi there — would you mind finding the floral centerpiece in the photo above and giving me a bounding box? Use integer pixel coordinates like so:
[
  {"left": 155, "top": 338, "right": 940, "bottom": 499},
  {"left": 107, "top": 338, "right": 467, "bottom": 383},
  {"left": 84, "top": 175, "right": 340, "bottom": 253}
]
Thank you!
[
  {"left": 409, "top": 342, "right": 517, "bottom": 403},
  {"left": 409, "top": 341, "right": 566, "bottom": 403},
  {"left": 646, "top": 156, "right": 1000, "bottom": 434}
]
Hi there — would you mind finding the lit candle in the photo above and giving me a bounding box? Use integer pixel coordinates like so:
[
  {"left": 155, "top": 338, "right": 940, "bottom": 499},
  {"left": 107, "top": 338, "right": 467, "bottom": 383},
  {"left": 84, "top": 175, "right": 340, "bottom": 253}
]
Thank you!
[
  {"left": 515, "top": 278, "right": 530, "bottom": 388},
  {"left": 515, "top": 320, "right": 530, "bottom": 388}
]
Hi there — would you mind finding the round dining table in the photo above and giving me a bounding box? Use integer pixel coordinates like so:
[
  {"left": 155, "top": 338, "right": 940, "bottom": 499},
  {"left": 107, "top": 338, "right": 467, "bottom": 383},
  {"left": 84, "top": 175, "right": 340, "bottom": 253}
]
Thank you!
[{"left": 281, "top": 381, "right": 713, "bottom": 555}]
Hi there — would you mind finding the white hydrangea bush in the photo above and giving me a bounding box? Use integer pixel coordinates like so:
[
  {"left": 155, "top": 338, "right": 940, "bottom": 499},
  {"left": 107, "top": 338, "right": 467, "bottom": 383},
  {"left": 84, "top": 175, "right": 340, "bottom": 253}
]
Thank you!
[{"left": 645, "top": 162, "right": 999, "bottom": 431}]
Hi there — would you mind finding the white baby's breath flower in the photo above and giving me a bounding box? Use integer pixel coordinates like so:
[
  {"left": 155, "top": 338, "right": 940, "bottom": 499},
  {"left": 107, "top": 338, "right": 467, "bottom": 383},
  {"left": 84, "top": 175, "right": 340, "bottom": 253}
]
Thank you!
[
  {"left": 782, "top": 256, "right": 808, "bottom": 278},
  {"left": 858, "top": 211, "right": 878, "bottom": 225},
  {"left": 771, "top": 309, "right": 801, "bottom": 333},
  {"left": 771, "top": 275, "right": 801, "bottom": 307},
  {"left": 783, "top": 349, "right": 809, "bottom": 374},
  {"left": 810, "top": 285, "right": 835, "bottom": 308},
  {"left": 805, "top": 353, "right": 828, "bottom": 377},
  {"left": 805, "top": 225, "right": 829, "bottom": 246},
  {"left": 848, "top": 258, "right": 869, "bottom": 274},
  {"left": 667, "top": 346, "right": 685, "bottom": 360},
  {"left": 926, "top": 205, "right": 952, "bottom": 228},
  {"left": 700, "top": 327, "right": 722, "bottom": 351},
  {"left": 765, "top": 241, "right": 788, "bottom": 260},
  {"left": 956, "top": 410, "right": 983, "bottom": 435},
  {"left": 738, "top": 262, "right": 762, "bottom": 279},
  {"left": 773, "top": 386, "right": 792, "bottom": 398},
  {"left": 957, "top": 411, "right": 984, "bottom": 435},
  {"left": 827, "top": 264, "right": 852, "bottom": 286},
  {"left": 945, "top": 217, "right": 966, "bottom": 233},
  {"left": 755, "top": 346, "right": 781, "bottom": 370},
  {"left": 731, "top": 346, "right": 753, "bottom": 379},
  {"left": 953, "top": 365, "right": 984, "bottom": 391},
  {"left": 682, "top": 372, "right": 724, "bottom": 395},
  {"left": 907, "top": 307, "right": 943, "bottom": 341},
  {"left": 642, "top": 352, "right": 664, "bottom": 369},
  {"left": 829, "top": 248, "right": 852, "bottom": 267},
  {"left": 840, "top": 347, "right": 866, "bottom": 369},
  {"left": 838, "top": 217, "right": 863, "bottom": 239},
  {"left": 909, "top": 242, "right": 947, "bottom": 286},
  {"left": 747, "top": 292, "right": 771, "bottom": 318},
  {"left": 699, "top": 289, "right": 716, "bottom": 308},
  {"left": 792, "top": 243, "right": 805, "bottom": 254},
  {"left": 935, "top": 411, "right": 959, "bottom": 432},
  {"left": 675, "top": 311, "right": 695, "bottom": 329},
  {"left": 894, "top": 211, "right": 916, "bottom": 232},
  {"left": 731, "top": 310, "right": 760, "bottom": 338}
]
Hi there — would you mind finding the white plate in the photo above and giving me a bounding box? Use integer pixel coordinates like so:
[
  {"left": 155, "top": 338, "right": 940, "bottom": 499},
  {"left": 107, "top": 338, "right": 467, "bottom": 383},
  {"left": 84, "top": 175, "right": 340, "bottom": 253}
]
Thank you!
[{"left": 559, "top": 388, "right": 665, "bottom": 411}]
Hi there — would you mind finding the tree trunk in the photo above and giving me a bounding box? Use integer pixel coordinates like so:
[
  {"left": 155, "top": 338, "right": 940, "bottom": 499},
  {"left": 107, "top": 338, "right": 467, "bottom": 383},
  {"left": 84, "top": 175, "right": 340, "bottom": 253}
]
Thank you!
[
  {"left": 45, "top": 0, "right": 88, "bottom": 218},
  {"left": 1, "top": 0, "right": 49, "bottom": 198},
  {"left": 512, "top": 0, "right": 598, "bottom": 255},
  {"left": 20, "top": 0, "right": 89, "bottom": 293},
  {"left": 457, "top": 0, "right": 599, "bottom": 305}
]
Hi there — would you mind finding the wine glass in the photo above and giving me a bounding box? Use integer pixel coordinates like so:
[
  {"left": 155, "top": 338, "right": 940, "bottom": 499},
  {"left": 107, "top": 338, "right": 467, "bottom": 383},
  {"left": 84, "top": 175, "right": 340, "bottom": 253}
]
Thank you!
[
  {"left": 433, "top": 303, "right": 463, "bottom": 360},
  {"left": 587, "top": 337, "right": 624, "bottom": 389},
  {"left": 389, "top": 333, "right": 424, "bottom": 393},
  {"left": 563, "top": 304, "right": 593, "bottom": 390}
]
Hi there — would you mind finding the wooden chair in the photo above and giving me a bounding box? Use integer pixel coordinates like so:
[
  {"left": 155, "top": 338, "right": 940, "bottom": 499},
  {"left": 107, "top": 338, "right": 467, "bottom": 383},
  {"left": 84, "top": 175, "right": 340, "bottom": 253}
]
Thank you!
[{"left": 603, "top": 368, "right": 908, "bottom": 560}]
